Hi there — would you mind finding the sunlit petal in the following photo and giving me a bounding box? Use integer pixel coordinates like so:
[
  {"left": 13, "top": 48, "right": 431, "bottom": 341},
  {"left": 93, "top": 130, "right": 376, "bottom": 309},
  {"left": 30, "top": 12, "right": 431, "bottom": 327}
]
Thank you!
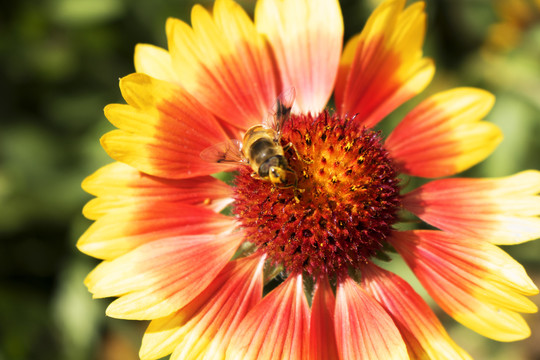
[
  {"left": 82, "top": 162, "right": 233, "bottom": 221},
  {"left": 361, "top": 262, "right": 472, "bottom": 359},
  {"left": 385, "top": 88, "right": 501, "bottom": 178},
  {"left": 255, "top": 0, "right": 343, "bottom": 113},
  {"left": 335, "top": 0, "right": 433, "bottom": 128},
  {"left": 167, "top": 0, "right": 277, "bottom": 130},
  {"left": 227, "top": 273, "right": 309, "bottom": 360},
  {"left": 308, "top": 275, "right": 339, "bottom": 360},
  {"left": 85, "top": 231, "right": 243, "bottom": 320},
  {"left": 102, "top": 73, "right": 231, "bottom": 179},
  {"left": 390, "top": 230, "right": 538, "bottom": 341},
  {"left": 334, "top": 276, "right": 409, "bottom": 359},
  {"left": 134, "top": 44, "right": 178, "bottom": 82},
  {"left": 140, "top": 255, "right": 265, "bottom": 360},
  {"left": 403, "top": 170, "right": 540, "bottom": 244},
  {"left": 78, "top": 202, "right": 236, "bottom": 260}
]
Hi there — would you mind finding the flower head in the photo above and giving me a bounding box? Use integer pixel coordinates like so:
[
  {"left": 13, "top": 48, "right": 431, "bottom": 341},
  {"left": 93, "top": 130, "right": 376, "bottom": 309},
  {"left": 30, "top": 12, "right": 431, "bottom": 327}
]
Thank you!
[{"left": 79, "top": 0, "right": 540, "bottom": 358}]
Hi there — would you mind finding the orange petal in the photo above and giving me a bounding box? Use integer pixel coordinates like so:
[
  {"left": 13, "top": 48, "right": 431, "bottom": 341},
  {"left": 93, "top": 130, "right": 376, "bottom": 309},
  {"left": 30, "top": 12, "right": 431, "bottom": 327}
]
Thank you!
[
  {"left": 78, "top": 202, "right": 236, "bottom": 261},
  {"left": 227, "top": 273, "right": 309, "bottom": 360},
  {"left": 334, "top": 276, "right": 409, "bottom": 359},
  {"left": 85, "top": 231, "right": 243, "bottom": 320},
  {"left": 166, "top": 0, "right": 277, "bottom": 130},
  {"left": 102, "top": 73, "right": 231, "bottom": 179},
  {"left": 82, "top": 162, "right": 233, "bottom": 220},
  {"left": 403, "top": 170, "right": 540, "bottom": 244},
  {"left": 335, "top": 0, "right": 434, "bottom": 128},
  {"left": 361, "top": 262, "right": 472, "bottom": 359},
  {"left": 390, "top": 230, "right": 538, "bottom": 342},
  {"left": 309, "top": 275, "right": 339, "bottom": 360},
  {"left": 139, "top": 255, "right": 265, "bottom": 360},
  {"left": 255, "top": 0, "right": 343, "bottom": 113},
  {"left": 385, "top": 88, "right": 501, "bottom": 178}
]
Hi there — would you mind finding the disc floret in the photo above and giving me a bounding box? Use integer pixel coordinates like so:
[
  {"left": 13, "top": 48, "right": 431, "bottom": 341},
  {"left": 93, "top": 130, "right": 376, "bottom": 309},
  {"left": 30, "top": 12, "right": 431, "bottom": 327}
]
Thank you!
[{"left": 234, "top": 111, "right": 402, "bottom": 277}]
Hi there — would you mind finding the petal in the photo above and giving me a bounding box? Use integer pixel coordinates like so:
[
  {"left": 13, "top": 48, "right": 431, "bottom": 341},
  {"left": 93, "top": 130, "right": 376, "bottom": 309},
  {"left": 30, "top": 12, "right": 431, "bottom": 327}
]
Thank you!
[
  {"left": 227, "top": 273, "right": 309, "bottom": 360},
  {"left": 139, "top": 255, "right": 265, "bottom": 360},
  {"left": 309, "top": 275, "right": 339, "bottom": 360},
  {"left": 403, "top": 170, "right": 540, "bottom": 244},
  {"left": 385, "top": 88, "right": 502, "bottom": 178},
  {"left": 335, "top": 0, "right": 434, "bottom": 128},
  {"left": 334, "top": 276, "right": 409, "bottom": 360},
  {"left": 78, "top": 203, "right": 236, "bottom": 260},
  {"left": 134, "top": 44, "right": 178, "bottom": 82},
  {"left": 361, "top": 262, "right": 472, "bottom": 359},
  {"left": 102, "top": 73, "right": 231, "bottom": 179},
  {"left": 255, "top": 0, "right": 343, "bottom": 113},
  {"left": 166, "top": 0, "right": 277, "bottom": 130},
  {"left": 82, "top": 162, "right": 233, "bottom": 220},
  {"left": 85, "top": 231, "right": 243, "bottom": 320},
  {"left": 390, "top": 230, "right": 538, "bottom": 342}
]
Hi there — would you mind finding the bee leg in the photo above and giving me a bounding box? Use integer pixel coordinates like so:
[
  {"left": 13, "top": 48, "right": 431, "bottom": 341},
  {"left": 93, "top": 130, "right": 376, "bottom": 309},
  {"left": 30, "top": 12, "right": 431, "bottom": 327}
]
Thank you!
[
  {"left": 287, "top": 168, "right": 304, "bottom": 203},
  {"left": 250, "top": 172, "right": 263, "bottom": 180},
  {"left": 293, "top": 187, "right": 306, "bottom": 203},
  {"left": 283, "top": 142, "right": 313, "bottom": 164}
]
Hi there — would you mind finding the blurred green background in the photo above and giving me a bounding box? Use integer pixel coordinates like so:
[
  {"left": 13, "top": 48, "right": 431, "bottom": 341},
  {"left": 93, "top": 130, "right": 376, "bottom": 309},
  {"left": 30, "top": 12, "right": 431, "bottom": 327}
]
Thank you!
[{"left": 1, "top": 0, "right": 539, "bottom": 359}]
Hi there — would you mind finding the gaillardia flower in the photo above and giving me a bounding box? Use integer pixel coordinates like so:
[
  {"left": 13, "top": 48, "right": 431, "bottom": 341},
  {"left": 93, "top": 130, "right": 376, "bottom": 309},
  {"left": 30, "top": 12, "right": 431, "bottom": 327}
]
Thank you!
[{"left": 79, "top": 0, "right": 540, "bottom": 358}]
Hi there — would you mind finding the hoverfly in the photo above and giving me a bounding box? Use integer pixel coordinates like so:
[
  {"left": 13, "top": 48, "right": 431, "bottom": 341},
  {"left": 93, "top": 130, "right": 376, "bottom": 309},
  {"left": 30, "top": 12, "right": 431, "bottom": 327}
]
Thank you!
[{"left": 200, "top": 88, "right": 302, "bottom": 196}]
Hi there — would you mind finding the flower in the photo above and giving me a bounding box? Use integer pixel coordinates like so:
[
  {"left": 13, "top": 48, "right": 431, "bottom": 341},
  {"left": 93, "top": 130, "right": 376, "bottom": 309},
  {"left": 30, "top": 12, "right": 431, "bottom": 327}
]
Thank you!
[{"left": 78, "top": 0, "right": 540, "bottom": 358}]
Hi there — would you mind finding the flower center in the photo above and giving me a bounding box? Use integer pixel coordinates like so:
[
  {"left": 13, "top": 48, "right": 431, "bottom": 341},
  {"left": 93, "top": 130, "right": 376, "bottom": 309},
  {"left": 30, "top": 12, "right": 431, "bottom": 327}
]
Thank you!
[{"left": 233, "top": 111, "right": 402, "bottom": 277}]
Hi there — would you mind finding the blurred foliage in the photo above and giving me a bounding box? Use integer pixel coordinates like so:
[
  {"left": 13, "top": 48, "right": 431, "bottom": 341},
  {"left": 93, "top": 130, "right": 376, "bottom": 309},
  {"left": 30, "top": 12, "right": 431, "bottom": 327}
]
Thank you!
[{"left": 0, "top": 0, "right": 539, "bottom": 359}]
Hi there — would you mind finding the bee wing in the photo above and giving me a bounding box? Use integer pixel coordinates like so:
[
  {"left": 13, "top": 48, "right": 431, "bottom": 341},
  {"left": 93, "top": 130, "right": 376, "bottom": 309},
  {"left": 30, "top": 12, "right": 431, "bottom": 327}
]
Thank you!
[
  {"left": 200, "top": 139, "right": 245, "bottom": 165},
  {"left": 264, "top": 87, "right": 296, "bottom": 138}
]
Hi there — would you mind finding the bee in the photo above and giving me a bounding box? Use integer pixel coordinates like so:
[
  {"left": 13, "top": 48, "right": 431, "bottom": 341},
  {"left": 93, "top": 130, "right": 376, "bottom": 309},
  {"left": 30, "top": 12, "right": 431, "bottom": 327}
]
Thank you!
[{"left": 201, "top": 88, "right": 302, "bottom": 196}]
